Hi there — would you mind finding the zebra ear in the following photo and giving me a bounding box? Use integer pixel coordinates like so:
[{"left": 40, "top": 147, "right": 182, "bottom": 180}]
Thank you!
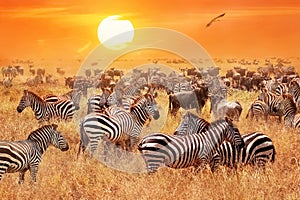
[
  {"left": 260, "top": 87, "right": 267, "bottom": 93},
  {"left": 225, "top": 116, "right": 233, "bottom": 124},
  {"left": 51, "top": 124, "right": 58, "bottom": 130}
]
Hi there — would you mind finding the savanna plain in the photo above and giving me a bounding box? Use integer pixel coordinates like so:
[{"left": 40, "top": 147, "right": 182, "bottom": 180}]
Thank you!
[{"left": 0, "top": 58, "right": 299, "bottom": 200}]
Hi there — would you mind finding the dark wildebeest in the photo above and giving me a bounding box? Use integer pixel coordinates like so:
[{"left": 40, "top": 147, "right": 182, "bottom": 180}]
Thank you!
[{"left": 168, "top": 85, "right": 209, "bottom": 116}]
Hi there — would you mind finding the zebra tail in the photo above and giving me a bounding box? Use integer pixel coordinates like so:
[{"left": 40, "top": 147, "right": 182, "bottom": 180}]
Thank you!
[
  {"left": 245, "top": 104, "right": 253, "bottom": 119},
  {"left": 77, "top": 122, "right": 90, "bottom": 157},
  {"left": 271, "top": 148, "right": 276, "bottom": 163}
]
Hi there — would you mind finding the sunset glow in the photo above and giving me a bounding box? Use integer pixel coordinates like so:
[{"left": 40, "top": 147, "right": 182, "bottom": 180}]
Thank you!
[
  {"left": 97, "top": 15, "right": 134, "bottom": 50},
  {"left": 0, "top": 0, "right": 300, "bottom": 62}
]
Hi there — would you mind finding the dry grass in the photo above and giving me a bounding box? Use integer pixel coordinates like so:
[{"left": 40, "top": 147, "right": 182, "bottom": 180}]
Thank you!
[{"left": 0, "top": 72, "right": 300, "bottom": 199}]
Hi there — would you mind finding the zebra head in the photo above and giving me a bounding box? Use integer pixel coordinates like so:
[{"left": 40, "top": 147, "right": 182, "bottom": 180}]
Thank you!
[
  {"left": 17, "top": 90, "right": 31, "bottom": 113},
  {"left": 49, "top": 124, "right": 69, "bottom": 151},
  {"left": 144, "top": 92, "right": 160, "bottom": 120},
  {"left": 222, "top": 117, "right": 245, "bottom": 152},
  {"left": 174, "top": 112, "right": 209, "bottom": 136}
]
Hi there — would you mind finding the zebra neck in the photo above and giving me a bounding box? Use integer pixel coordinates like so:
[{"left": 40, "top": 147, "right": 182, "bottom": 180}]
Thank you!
[
  {"left": 30, "top": 138, "right": 50, "bottom": 155},
  {"left": 30, "top": 95, "right": 47, "bottom": 114},
  {"left": 284, "top": 113, "right": 295, "bottom": 127},
  {"left": 130, "top": 105, "right": 148, "bottom": 126},
  {"left": 203, "top": 126, "right": 225, "bottom": 156}
]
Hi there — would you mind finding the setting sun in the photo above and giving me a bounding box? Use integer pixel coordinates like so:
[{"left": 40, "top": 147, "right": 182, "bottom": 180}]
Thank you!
[{"left": 97, "top": 15, "right": 134, "bottom": 50}]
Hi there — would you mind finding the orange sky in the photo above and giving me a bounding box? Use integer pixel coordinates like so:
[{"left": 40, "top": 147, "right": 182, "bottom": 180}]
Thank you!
[{"left": 0, "top": 0, "right": 300, "bottom": 63}]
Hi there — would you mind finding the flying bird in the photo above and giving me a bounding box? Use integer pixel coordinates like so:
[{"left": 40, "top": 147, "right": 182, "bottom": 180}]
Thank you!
[{"left": 206, "top": 13, "right": 226, "bottom": 28}]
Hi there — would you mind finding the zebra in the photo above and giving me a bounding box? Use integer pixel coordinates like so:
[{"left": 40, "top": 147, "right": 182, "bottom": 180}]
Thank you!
[
  {"left": 246, "top": 100, "right": 270, "bottom": 121},
  {"left": 288, "top": 80, "right": 300, "bottom": 109},
  {"left": 79, "top": 93, "right": 160, "bottom": 156},
  {"left": 168, "top": 113, "right": 275, "bottom": 172},
  {"left": 43, "top": 89, "right": 82, "bottom": 110},
  {"left": 173, "top": 111, "right": 209, "bottom": 136},
  {"left": 275, "top": 93, "right": 300, "bottom": 129},
  {"left": 257, "top": 88, "right": 284, "bottom": 122},
  {"left": 137, "top": 117, "right": 245, "bottom": 173},
  {"left": 0, "top": 124, "right": 69, "bottom": 183},
  {"left": 209, "top": 131, "right": 276, "bottom": 172},
  {"left": 274, "top": 82, "right": 288, "bottom": 96},
  {"left": 17, "top": 90, "right": 76, "bottom": 122},
  {"left": 87, "top": 89, "right": 111, "bottom": 114}
]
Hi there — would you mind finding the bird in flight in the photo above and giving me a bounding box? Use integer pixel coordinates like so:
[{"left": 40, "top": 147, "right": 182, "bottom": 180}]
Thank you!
[{"left": 206, "top": 13, "right": 226, "bottom": 28}]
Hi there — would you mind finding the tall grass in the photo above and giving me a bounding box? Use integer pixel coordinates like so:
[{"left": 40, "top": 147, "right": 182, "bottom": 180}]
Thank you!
[{"left": 0, "top": 83, "right": 299, "bottom": 200}]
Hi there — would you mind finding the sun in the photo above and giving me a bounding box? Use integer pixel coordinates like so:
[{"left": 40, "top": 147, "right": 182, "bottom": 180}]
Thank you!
[{"left": 97, "top": 15, "right": 134, "bottom": 50}]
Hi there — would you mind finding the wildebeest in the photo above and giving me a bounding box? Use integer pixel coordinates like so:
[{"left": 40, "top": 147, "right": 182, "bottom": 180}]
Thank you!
[{"left": 168, "top": 85, "right": 209, "bottom": 116}]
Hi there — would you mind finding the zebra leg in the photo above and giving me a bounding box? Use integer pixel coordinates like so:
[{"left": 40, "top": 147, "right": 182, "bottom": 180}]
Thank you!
[
  {"left": 18, "top": 170, "right": 27, "bottom": 184},
  {"left": 128, "top": 136, "right": 138, "bottom": 152},
  {"left": 29, "top": 165, "right": 38, "bottom": 183},
  {"left": 0, "top": 165, "right": 8, "bottom": 182}
]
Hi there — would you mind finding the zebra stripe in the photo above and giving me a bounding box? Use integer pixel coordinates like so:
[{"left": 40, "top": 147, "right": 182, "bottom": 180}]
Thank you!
[
  {"left": 257, "top": 88, "right": 284, "bottom": 121},
  {"left": 288, "top": 80, "right": 300, "bottom": 106},
  {"left": 138, "top": 118, "right": 244, "bottom": 173},
  {"left": 87, "top": 94, "right": 109, "bottom": 114},
  {"left": 17, "top": 90, "right": 76, "bottom": 122},
  {"left": 43, "top": 89, "right": 82, "bottom": 110},
  {"left": 79, "top": 93, "right": 160, "bottom": 155},
  {"left": 174, "top": 111, "right": 209, "bottom": 136},
  {"left": 275, "top": 83, "right": 288, "bottom": 96},
  {"left": 209, "top": 132, "right": 275, "bottom": 172},
  {"left": 246, "top": 100, "right": 270, "bottom": 121},
  {"left": 276, "top": 93, "right": 300, "bottom": 128},
  {"left": 0, "top": 124, "right": 68, "bottom": 183}
]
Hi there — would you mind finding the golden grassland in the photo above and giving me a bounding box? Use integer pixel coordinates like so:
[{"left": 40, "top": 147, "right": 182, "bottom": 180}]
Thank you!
[{"left": 0, "top": 84, "right": 299, "bottom": 200}]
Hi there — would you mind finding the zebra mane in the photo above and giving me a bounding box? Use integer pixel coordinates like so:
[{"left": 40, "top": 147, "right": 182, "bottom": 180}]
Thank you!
[
  {"left": 209, "top": 117, "right": 233, "bottom": 131},
  {"left": 282, "top": 93, "right": 297, "bottom": 110},
  {"left": 27, "top": 124, "right": 57, "bottom": 140},
  {"left": 130, "top": 94, "right": 146, "bottom": 107},
  {"left": 24, "top": 90, "right": 44, "bottom": 102}
]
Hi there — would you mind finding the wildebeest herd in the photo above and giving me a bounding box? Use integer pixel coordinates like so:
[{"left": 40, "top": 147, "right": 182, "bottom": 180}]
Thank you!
[{"left": 0, "top": 57, "right": 299, "bottom": 183}]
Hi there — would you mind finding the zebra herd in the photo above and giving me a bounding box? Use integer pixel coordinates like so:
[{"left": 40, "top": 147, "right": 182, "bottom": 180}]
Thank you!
[
  {"left": 246, "top": 78, "right": 300, "bottom": 130},
  {"left": 4, "top": 67, "right": 298, "bottom": 182}
]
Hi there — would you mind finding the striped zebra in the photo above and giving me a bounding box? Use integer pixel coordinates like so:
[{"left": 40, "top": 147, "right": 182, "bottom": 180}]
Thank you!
[
  {"left": 257, "top": 88, "right": 284, "bottom": 122},
  {"left": 288, "top": 80, "right": 300, "bottom": 108},
  {"left": 209, "top": 132, "right": 276, "bottom": 172},
  {"left": 274, "top": 82, "right": 288, "bottom": 96},
  {"left": 173, "top": 111, "right": 209, "bottom": 136},
  {"left": 87, "top": 89, "right": 111, "bottom": 114},
  {"left": 43, "top": 89, "right": 82, "bottom": 110},
  {"left": 137, "top": 118, "right": 245, "bottom": 173},
  {"left": 275, "top": 93, "right": 300, "bottom": 129},
  {"left": 169, "top": 113, "right": 275, "bottom": 172},
  {"left": 0, "top": 124, "right": 69, "bottom": 183},
  {"left": 17, "top": 90, "right": 76, "bottom": 122},
  {"left": 246, "top": 100, "right": 270, "bottom": 121},
  {"left": 79, "top": 93, "right": 160, "bottom": 156}
]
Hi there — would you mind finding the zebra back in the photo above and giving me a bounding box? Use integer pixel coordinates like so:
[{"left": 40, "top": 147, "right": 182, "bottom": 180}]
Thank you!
[
  {"left": 138, "top": 117, "right": 244, "bottom": 173},
  {"left": 210, "top": 132, "right": 275, "bottom": 172}
]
